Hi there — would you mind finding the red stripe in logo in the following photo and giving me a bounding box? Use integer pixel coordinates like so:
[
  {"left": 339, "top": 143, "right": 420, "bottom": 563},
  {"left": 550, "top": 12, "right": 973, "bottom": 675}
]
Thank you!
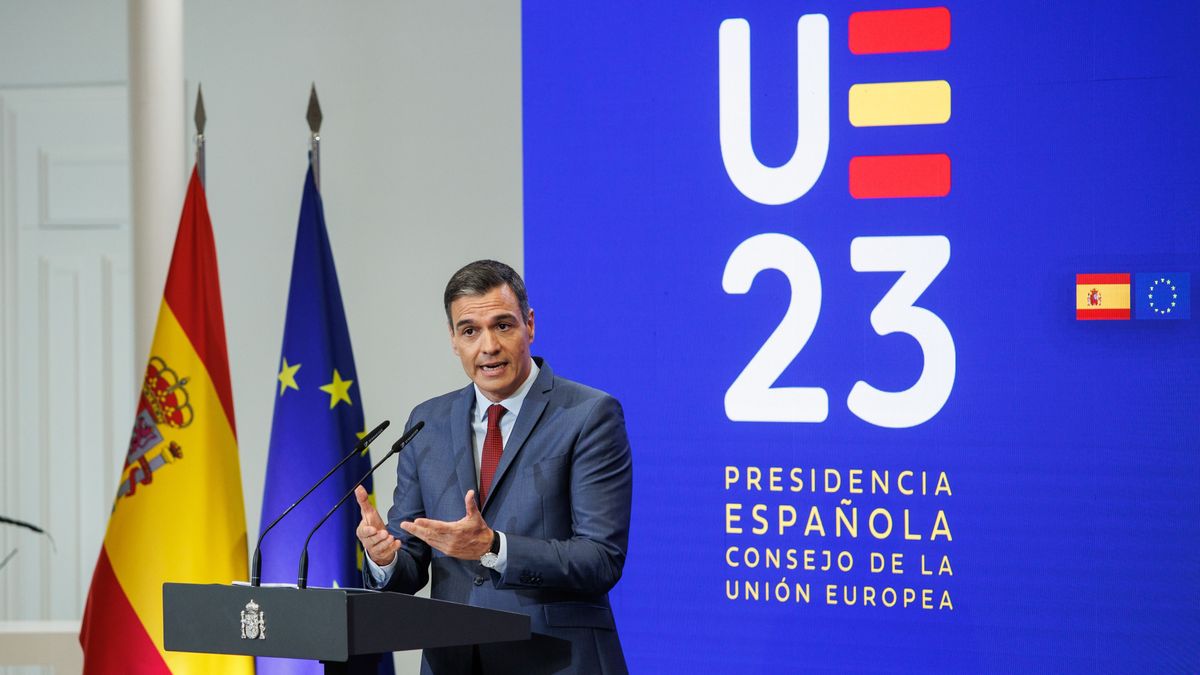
[
  {"left": 849, "top": 7, "right": 951, "bottom": 55},
  {"left": 849, "top": 154, "right": 951, "bottom": 199}
]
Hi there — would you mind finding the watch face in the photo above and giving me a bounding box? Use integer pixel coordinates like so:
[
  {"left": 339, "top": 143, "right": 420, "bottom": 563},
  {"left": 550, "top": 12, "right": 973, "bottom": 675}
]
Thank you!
[{"left": 480, "top": 552, "right": 499, "bottom": 569}]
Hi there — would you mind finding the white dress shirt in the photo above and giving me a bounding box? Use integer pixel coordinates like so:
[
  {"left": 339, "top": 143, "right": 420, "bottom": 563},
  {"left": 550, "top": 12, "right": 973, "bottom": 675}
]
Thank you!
[{"left": 366, "top": 360, "right": 540, "bottom": 585}]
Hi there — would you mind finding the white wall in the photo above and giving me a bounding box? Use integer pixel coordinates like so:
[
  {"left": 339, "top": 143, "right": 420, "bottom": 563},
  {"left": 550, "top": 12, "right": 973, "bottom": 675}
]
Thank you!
[
  {"left": 1, "top": 8, "right": 131, "bottom": 675},
  {"left": 0, "top": 1, "right": 127, "bottom": 87}
]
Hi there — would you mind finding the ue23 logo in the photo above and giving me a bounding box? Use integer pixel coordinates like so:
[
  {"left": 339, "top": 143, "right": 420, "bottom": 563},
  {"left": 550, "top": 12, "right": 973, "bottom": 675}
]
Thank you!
[{"left": 718, "top": 13, "right": 955, "bottom": 429}]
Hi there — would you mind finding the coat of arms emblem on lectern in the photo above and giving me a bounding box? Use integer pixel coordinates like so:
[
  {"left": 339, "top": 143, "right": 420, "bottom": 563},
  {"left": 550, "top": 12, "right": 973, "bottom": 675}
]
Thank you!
[{"left": 240, "top": 599, "right": 266, "bottom": 640}]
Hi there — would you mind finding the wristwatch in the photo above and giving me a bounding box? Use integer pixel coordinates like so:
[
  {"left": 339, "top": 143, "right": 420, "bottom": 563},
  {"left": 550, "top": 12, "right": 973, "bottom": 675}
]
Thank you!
[{"left": 480, "top": 530, "right": 501, "bottom": 569}]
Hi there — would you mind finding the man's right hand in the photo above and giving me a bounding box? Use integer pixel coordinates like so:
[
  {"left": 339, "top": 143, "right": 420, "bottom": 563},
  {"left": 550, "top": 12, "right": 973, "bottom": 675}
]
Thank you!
[{"left": 355, "top": 485, "right": 400, "bottom": 567}]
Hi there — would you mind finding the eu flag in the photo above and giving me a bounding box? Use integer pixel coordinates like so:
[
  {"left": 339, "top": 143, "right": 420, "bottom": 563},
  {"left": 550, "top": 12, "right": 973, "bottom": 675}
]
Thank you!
[
  {"left": 257, "top": 163, "right": 392, "bottom": 674},
  {"left": 1135, "top": 272, "right": 1191, "bottom": 320}
]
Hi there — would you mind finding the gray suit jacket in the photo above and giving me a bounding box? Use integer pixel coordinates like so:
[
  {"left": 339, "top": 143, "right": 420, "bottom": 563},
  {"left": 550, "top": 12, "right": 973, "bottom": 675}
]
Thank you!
[{"left": 378, "top": 358, "right": 632, "bottom": 674}]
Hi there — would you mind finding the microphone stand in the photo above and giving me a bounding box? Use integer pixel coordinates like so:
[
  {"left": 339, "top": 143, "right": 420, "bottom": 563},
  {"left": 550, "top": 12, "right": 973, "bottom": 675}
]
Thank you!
[
  {"left": 297, "top": 421, "right": 423, "bottom": 589},
  {"left": 250, "top": 420, "right": 389, "bottom": 586}
]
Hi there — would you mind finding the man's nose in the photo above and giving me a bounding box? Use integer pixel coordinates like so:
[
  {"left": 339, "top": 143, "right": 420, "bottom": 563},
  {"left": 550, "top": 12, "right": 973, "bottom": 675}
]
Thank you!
[{"left": 480, "top": 329, "right": 500, "bottom": 353}]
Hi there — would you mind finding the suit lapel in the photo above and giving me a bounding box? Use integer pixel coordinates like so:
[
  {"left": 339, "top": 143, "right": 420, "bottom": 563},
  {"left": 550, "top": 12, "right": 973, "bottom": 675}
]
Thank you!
[
  {"left": 450, "top": 384, "right": 478, "bottom": 504},
  {"left": 482, "top": 361, "right": 554, "bottom": 515}
]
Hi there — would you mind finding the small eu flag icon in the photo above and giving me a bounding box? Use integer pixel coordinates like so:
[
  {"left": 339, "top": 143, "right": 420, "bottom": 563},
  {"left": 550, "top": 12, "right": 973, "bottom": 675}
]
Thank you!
[{"left": 1134, "top": 273, "right": 1191, "bottom": 320}]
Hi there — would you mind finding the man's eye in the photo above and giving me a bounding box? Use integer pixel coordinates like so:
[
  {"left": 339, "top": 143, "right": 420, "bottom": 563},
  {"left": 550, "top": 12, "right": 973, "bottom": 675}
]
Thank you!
[
  {"left": 463, "top": 328, "right": 476, "bottom": 336},
  {"left": 497, "top": 323, "right": 510, "bottom": 331}
]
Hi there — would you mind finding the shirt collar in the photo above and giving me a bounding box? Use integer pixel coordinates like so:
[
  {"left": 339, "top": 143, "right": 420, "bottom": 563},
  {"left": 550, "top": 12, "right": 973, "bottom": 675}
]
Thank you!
[{"left": 473, "top": 359, "right": 540, "bottom": 422}]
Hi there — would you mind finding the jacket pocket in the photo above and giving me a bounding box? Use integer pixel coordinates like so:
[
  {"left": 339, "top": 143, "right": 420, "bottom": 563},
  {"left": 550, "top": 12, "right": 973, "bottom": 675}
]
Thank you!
[
  {"left": 543, "top": 603, "right": 615, "bottom": 630},
  {"left": 531, "top": 452, "right": 571, "bottom": 472}
]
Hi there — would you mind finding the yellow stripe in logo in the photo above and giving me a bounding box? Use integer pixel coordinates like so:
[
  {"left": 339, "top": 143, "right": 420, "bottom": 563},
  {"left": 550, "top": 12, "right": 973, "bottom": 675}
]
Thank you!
[{"left": 849, "top": 80, "right": 951, "bottom": 127}]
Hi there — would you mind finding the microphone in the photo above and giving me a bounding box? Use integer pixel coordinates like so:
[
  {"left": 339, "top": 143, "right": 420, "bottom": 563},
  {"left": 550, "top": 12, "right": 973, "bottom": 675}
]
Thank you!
[
  {"left": 250, "top": 419, "right": 390, "bottom": 586},
  {"left": 297, "top": 421, "right": 425, "bottom": 589}
]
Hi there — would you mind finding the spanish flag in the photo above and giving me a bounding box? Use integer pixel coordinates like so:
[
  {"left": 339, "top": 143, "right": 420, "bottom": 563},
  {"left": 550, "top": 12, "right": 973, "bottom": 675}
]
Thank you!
[
  {"left": 80, "top": 167, "right": 253, "bottom": 673},
  {"left": 1076, "top": 273, "right": 1131, "bottom": 320}
]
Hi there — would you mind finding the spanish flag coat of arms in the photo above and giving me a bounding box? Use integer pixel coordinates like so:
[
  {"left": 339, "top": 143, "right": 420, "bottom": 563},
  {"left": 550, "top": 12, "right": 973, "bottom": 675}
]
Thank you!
[{"left": 80, "top": 168, "right": 253, "bottom": 673}]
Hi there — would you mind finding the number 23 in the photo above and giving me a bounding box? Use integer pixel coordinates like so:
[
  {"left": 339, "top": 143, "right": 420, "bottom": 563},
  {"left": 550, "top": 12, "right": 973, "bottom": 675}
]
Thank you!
[{"left": 722, "top": 234, "right": 955, "bottom": 429}]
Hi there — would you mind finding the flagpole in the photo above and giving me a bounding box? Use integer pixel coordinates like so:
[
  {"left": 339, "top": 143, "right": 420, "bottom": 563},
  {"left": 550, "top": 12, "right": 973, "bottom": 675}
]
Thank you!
[
  {"left": 307, "top": 83, "right": 323, "bottom": 192},
  {"left": 194, "top": 84, "right": 207, "bottom": 186}
]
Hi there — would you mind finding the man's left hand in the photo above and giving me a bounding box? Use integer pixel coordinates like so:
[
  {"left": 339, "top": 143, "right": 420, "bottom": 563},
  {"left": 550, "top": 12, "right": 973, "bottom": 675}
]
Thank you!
[{"left": 400, "top": 490, "right": 494, "bottom": 560}]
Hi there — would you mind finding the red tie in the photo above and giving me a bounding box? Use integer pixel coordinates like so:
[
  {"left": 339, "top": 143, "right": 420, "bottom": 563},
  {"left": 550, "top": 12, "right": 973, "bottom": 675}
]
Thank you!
[{"left": 479, "top": 404, "right": 506, "bottom": 505}]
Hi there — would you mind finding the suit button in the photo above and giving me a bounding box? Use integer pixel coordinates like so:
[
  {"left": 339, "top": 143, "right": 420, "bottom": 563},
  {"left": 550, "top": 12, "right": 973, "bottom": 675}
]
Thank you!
[{"left": 474, "top": 576, "right": 484, "bottom": 586}]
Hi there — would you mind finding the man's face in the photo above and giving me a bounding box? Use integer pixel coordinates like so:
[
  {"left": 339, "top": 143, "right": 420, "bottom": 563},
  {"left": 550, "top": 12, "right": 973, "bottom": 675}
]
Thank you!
[{"left": 449, "top": 284, "right": 535, "bottom": 403}]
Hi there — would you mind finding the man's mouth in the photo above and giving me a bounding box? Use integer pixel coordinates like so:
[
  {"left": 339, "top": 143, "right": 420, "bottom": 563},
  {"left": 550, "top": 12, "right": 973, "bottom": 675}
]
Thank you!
[{"left": 480, "top": 362, "right": 508, "bottom": 374}]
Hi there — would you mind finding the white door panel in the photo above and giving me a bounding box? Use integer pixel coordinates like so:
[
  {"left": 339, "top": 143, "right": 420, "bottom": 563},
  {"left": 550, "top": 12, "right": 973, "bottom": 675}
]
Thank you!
[{"left": 0, "top": 86, "right": 132, "bottom": 630}]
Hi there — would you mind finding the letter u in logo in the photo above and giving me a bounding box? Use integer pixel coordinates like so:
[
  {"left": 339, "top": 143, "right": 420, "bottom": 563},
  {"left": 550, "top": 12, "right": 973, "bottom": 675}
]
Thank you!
[{"left": 719, "top": 15, "right": 829, "bottom": 205}]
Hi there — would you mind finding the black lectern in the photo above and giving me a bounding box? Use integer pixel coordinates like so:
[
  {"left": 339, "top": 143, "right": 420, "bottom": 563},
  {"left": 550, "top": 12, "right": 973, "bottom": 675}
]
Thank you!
[{"left": 163, "top": 583, "right": 531, "bottom": 674}]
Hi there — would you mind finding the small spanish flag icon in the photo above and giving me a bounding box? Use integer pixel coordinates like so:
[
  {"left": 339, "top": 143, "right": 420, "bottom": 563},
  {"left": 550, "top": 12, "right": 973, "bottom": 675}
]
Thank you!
[{"left": 1076, "top": 273, "right": 1131, "bottom": 320}]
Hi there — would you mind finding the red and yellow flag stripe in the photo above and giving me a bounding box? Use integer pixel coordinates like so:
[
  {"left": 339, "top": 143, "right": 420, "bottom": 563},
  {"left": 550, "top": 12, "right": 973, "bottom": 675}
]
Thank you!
[
  {"left": 1076, "top": 273, "right": 1131, "bottom": 320},
  {"left": 81, "top": 168, "right": 252, "bottom": 673}
]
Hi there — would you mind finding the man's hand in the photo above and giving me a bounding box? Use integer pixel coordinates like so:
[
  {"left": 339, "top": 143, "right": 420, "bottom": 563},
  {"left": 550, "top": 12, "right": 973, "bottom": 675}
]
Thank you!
[
  {"left": 355, "top": 485, "right": 400, "bottom": 567},
  {"left": 400, "top": 490, "right": 493, "bottom": 560}
]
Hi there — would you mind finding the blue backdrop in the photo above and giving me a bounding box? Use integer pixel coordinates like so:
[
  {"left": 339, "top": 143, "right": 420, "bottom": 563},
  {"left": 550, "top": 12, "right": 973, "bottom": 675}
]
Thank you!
[{"left": 523, "top": 1, "right": 1199, "bottom": 672}]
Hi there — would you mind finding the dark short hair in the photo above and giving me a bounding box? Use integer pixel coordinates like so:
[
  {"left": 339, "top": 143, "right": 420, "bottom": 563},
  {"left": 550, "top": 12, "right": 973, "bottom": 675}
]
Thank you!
[{"left": 443, "top": 260, "right": 531, "bottom": 325}]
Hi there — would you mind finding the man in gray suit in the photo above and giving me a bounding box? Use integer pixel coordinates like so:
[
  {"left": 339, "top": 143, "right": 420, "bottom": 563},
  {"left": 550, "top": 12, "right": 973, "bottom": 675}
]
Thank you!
[{"left": 354, "top": 260, "right": 632, "bottom": 674}]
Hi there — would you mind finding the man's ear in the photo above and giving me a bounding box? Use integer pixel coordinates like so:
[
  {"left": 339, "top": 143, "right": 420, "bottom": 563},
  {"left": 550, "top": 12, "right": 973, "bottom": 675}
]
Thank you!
[
  {"left": 526, "top": 308, "right": 535, "bottom": 342},
  {"left": 449, "top": 325, "right": 459, "bottom": 355}
]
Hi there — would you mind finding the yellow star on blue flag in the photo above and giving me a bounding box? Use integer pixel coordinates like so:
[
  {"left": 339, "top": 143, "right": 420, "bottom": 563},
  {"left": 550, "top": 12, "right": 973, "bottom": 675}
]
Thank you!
[
  {"left": 277, "top": 358, "right": 301, "bottom": 396},
  {"left": 319, "top": 369, "right": 354, "bottom": 409}
]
